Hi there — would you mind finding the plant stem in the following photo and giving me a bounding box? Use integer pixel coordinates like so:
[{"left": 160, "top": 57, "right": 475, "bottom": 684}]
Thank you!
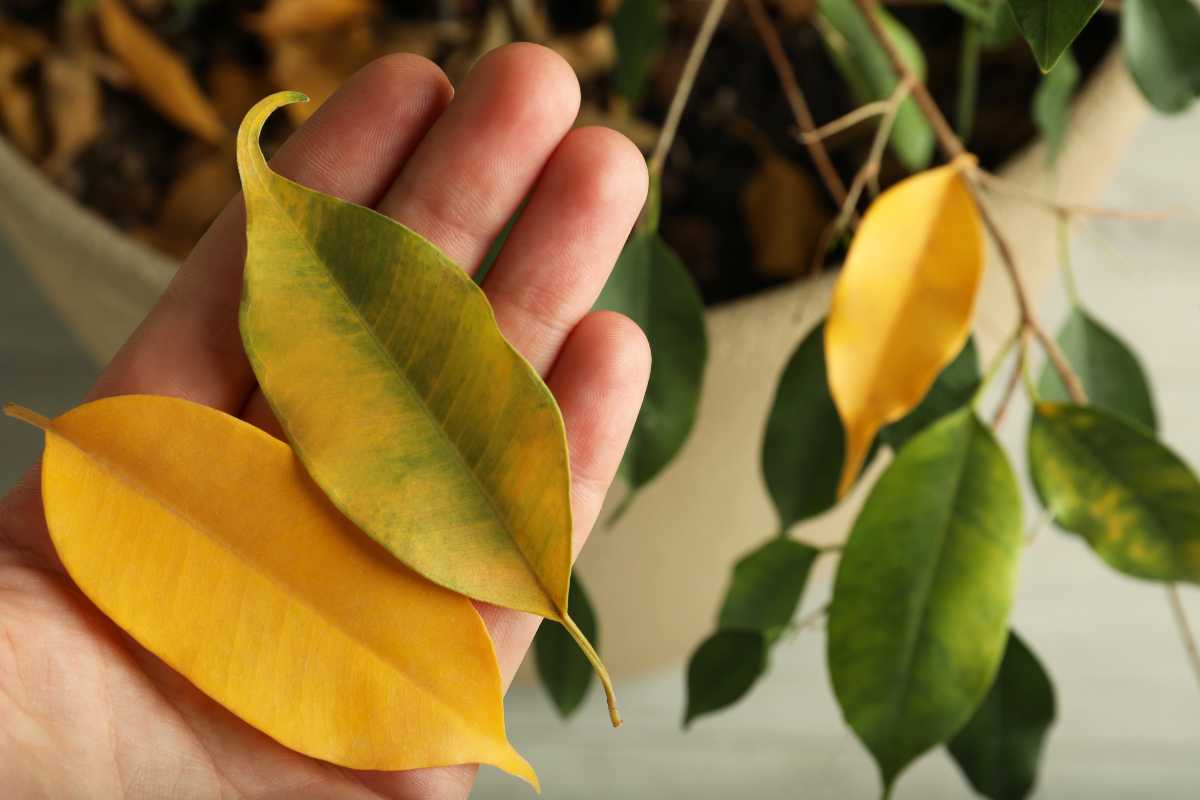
[
  {"left": 991, "top": 333, "right": 1028, "bottom": 429},
  {"left": 562, "top": 612, "right": 622, "bottom": 727},
  {"left": 647, "top": 0, "right": 731, "bottom": 178},
  {"left": 1057, "top": 212, "right": 1082, "bottom": 307},
  {"left": 743, "top": 0, "right": 852, "bottom": 211},
  {"left": 1167, "top": 586, "right": 1200, "bottom": 692}
]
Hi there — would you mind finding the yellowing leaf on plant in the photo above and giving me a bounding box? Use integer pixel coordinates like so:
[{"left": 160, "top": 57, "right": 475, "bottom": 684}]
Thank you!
[
  {"left": 96, "top": 0, "right": 225, "bottom": 144},
  {"left": 826, "top": 158, "right": 983, "bottom": 497},
  {"left": 236, "top": 92, "right": 620, "bottom": 726},
  {"left": 4, "top": 396, "right": 537, "bottom": 787}
]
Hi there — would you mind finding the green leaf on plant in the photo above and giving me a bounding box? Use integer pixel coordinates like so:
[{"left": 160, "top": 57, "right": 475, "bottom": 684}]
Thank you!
[
  {"left": 596, "top": 231, "right": 707, "bottom": 501},
  {"left": 1032, "top": 49, "right": 1080, "bottom": 167},
  {"left": 828, "top": 409, "right": 1023, "bottom": 791},
  {"left": 882, "top": 337, "right": 980, "bottom": 451},
  {"left": 1037, "top": 308, "right": 1157, "bottom": 432},
  {"left": 817, "top": 0, "right": 936, "bottom": 171},
  {"left": 947, "top": 632, "right": 1056, "bottom": 800},
  {"left": 684, "top": 630, "right": 769, "bottom": 727},
  {"left": 1123, "top": 0, "right": 1200, "bottom": 114},
  {"left": 1029, "top": 403, "right": 1200, "bottom": 583},
  {"left": 718, "top": 538, "right": 818, "bottom": 639},
  {"left": 534, "top": 574, "right": 598, "bottom": 719},
  {"left": 1006, "top": 0, "right": 1102, "bottom": 72},
  {"left": 762, "top": 322, "right": 874, "bottom": 531},
  {"left": 611, "top": 0, "right": 664, "bottom": 105}
]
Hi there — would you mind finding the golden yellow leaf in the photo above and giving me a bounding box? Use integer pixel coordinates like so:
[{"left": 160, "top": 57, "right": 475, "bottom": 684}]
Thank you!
[
  {"left": 247, "top": 0, "right": 380, "bottom": 38},
  {"left": 96, "top": 0, "right": 225, "bottom": 144},
  {"left": 237, "top": 92, "right": 620, "bottom": 725},
  {"left": 826, "top": 158, "right": 984, "bottom": 497},
  {"left": 4, "top": 396, "right": 537, "bottom": 787}
]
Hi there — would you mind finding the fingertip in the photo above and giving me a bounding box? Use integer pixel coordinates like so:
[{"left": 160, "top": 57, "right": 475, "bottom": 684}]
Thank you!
[{"left": 469, "top": 43, "right": 581, "bottom": 129}]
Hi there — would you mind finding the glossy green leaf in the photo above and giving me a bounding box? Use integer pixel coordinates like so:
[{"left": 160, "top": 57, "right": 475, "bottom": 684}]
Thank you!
[
  {"left": 882, "top": 338, "right": 980, "bottom": 451},
  {"left": 684, "top": 630, "right": 769, "bottom": 727},
  {"left": 1032, "top": 49, "right": 1080, "bottom": 167},
  {"left": 534, "top": 575, "right": 598, "bottom": 720},
  {"left": 762, "top": 322, "right": 869, "bottom": 531},
  {"left": 817, "top": 0, "right": 936, "bottom": 171},
  {"left": 718, "top": 538, "right": 818, "bottom": 639},
  {"left": 611, "top": 0, "right": 664, "bottom": 105},
  {"left": 595, "top": 231, "right": 707, "bottom": 496},
  {"left": 1037, "top": 308, "right": 1157, "bottom": 432},
  {"left": 947, "top": 632, "right": 1056, "bottom": 800},
  {"left": 1123, "top": 0, "right": 1200, "bottom": 113},
  {"left": 1029, "top": 403, "right": 1200, "bottom": 583},
  {"left": 1006, "top": 0, "right": 1102, "bottom": 72},
  {"left": 828, "top": 409, "right": 1023, "bottom": 790},
  {"left": 236, "top": 93, "right": 618, "bottom": 724}
]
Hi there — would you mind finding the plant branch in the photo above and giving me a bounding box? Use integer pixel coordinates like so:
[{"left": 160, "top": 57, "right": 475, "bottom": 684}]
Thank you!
[
  {"left": 974, "top": 169, "right": 1181, "bottom": 223},
  {"left": 743, "top": 0, "right": 852, "bottom": 211},
  {"left": 991, "top": 332, "right": 1029, "bottom": 428},
  {"left": 1168, "top": 586, "right": 1200, "bottom": 692},
  {"left": 799, "top": 100, "right": 892, "bottom": 144},
  {"left": 648, "top": 0, "right": 731, "bottom": 177}
]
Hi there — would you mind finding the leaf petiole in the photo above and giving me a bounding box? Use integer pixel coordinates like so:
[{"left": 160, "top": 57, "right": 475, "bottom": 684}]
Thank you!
[{"left": 562, "top": 612, "right": 622, "bottom": 727}]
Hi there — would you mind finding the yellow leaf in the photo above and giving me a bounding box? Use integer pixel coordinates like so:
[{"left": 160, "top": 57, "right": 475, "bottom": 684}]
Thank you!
[
  {"left": 237, "top": 92, "right": 620, "bottom": 726},
  {"left": 826, "top": 159, "right": 984, "bottom": 497},
  {"left": 4, "top": 396, "right": 537, "bottom": 787},
  {"left": 96, "top": 0, "right": 225, "bottom": 144}
]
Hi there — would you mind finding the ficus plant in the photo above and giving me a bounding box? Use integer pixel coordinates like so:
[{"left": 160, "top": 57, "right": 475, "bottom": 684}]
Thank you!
[{"left": 530, "top": 0, "right": 1200, "bottom": 797}]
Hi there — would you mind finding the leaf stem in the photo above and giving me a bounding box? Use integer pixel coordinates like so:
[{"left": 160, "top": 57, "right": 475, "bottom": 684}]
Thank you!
[
  {"left": 1057, "top": 212, "right": 1082, "bottom": 307},
  {"left": 971, "top": 326, "right": 1020, "bottom": 409},
  {"left": 1167, "top": 585, "right": 1200, "bottom": 692},
  {"left": 743, "top": 0, "right": 853, "bottom": 212},
  {"left": 647, "top": 0, "right": 731, "bottom": 178},
  {"left": 562, "top": 612, "right": 622, "bottom": 727}
]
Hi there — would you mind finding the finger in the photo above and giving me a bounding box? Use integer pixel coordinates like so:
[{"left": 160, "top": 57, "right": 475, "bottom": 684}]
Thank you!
[
  {"left": 482, "top": 126, "right": 647, "bottom": 375},
  {"left": 374, "top": 43, "right": 581, "bottom": 272},
  {"left": 89, "top": 54, "right": 454, "bottom": 411},
  {"left": 475, "top": 310, "right": 651, "bottom": 681}
]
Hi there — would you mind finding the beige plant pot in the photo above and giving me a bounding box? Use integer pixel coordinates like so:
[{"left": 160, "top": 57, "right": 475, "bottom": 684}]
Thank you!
[{"left": 0, "top": 51, "right": 1144, "bottom": 679}]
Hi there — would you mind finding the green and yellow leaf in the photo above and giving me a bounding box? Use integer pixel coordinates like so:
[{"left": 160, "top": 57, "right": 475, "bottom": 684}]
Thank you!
[
  {"left": 4, "top": 396, "right": 536, "bottom": 786},
  {"left": 826, "top": 160, "right": 984, "bottom": 497},
  {"left": 828, "top": 409, "right": 1022, "bottom": 791},
  {"left": 534, "top": 574, "right": 598, "bottom": 720},
  {"left": 1028, "top": 402, "right": 1200, "bottom": 583},
  {"left": 235, "top": 92, "right": 618, "bottom": 725}
]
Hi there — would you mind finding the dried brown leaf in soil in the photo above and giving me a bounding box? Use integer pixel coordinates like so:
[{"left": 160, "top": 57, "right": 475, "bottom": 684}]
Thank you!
[
  {"left": 0, "top": 20, "right": 49, "bottom": 59},
  {"left": 208, "top": 59, "right": 274, "bottom": 129},
  {"left": 550, "top": 25, "right": 616, "bottom": 81},
  {"left": 41, "top": 55, "right": 102, "bottom": 178},
  {"left": 96, "top": 0, "right": 225, "bottom": 144},
  {"left": 247, "top": 0, "right": 380, "bottom": 38},
  {"left": 265, "top": 21, "right": 379, "bottom": 124},
  {"left": 741, "top": 155, "right": 831, "bottom": 279},
  {"left": 142, "top": 152, "right": 239, "bottom": 258},
  {"left": 774, "top": 0, "right": 818, "bottom": 21},
  {"left": 0, "top": 45, "right": 42, "bottom": 158}
]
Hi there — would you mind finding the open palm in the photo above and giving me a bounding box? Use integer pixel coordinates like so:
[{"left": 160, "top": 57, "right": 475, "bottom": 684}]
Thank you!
[{"left": 0, "top": 45, "right": 649, "bottom": 799}]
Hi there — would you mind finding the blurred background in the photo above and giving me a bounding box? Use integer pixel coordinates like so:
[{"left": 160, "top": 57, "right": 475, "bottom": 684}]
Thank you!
[{"left": 2, "top": 1, "right": 1199, "bottom": 797}]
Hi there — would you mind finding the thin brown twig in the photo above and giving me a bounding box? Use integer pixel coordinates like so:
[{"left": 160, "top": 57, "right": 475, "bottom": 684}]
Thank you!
[
  {"left": 991, "top": 332, "right": 1029, "bottom": 428},
  {"left": 798, "top": 100, "right": 893, "bottom": 144},
  {"left": 973, "top": 169, "right": 1183, "bottom": 223},
  {"left": 1168, "top": 586, "right": 1200, "bottom": 692},
  {"left": 648, "top": 0, "right": 731, "bottom": 177},
  {"left": 743, "top": 0, "right": 852, "bottom": 212}
]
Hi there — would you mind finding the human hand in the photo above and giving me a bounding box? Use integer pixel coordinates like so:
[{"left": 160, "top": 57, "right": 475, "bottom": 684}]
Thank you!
[{"left": 0, "top": 44, "right": 649, "bottom": 799}]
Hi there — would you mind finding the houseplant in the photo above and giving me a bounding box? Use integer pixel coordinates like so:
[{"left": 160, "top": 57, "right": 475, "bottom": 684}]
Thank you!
[{"left": 2, "top": 3, "right": 1200, "bottom": 796}]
